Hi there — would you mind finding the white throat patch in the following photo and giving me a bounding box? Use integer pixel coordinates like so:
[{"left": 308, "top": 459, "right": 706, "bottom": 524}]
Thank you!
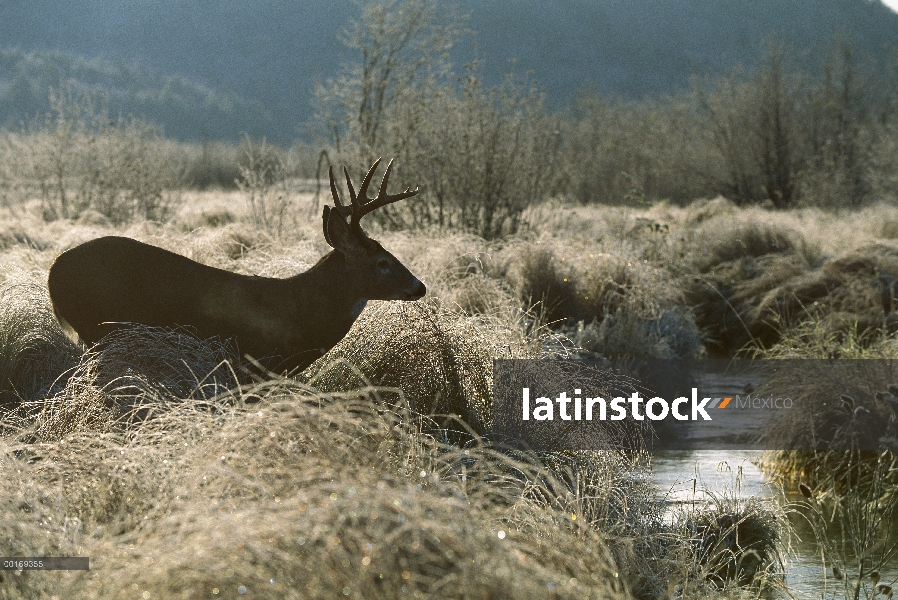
[{"left": 350, "top": 299, "right": 368, "bottom": 321}]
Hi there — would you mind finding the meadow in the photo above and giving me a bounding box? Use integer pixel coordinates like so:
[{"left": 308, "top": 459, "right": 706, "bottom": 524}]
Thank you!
[{"left": 2, "top": 166, "right": 898, "bottom": 597}]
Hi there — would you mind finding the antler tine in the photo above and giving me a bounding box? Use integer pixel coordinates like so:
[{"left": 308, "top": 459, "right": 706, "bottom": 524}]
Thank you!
[
  {"left": 378, "top": 158, "right": 395, "bottom": 198},
  {"left": 328, "top": 166, "right": 342, "bottom": 205},
  {"left": 356, "top": 159, "right": 420, "bottom": 218},
  {"left": 356, "top": 158, "right": 382, "bottom": 208},
  {"left": 342, "top": 166, "right": 358, "bottom": 205},
  {"left": 330, "top": 158, "right": 420, "bottom": 233},
  {"left": 328, "top": 166, "right": 352, "bottom": 218}
]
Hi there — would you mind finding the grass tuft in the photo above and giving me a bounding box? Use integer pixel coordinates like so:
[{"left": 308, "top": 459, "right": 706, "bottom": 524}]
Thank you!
[{"left": 0, "top": 283, "right": 80, "bottom": 409}]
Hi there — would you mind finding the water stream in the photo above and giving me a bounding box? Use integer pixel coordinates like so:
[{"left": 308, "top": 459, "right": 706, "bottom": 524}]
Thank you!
[{"left": 649, "top": 374, "right": 898, "bottom": 598}]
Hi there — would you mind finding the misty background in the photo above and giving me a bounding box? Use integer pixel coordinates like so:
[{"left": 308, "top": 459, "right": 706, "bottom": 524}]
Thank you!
[{"left": 2, "top": 0, "right": 898, "bottom": 144}]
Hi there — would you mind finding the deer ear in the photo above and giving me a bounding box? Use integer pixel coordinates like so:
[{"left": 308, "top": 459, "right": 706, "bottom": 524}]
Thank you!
[
  {"left": 322, "top": 206, "right": 333, "bottom": 247},
  {"left": 326, "top": 206, "right": 366, "bottom": 256}
]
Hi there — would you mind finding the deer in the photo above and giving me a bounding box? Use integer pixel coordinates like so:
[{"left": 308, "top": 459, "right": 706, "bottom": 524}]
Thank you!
[{"left": 47, "top": 158, "right": 426, "bottom": 373}]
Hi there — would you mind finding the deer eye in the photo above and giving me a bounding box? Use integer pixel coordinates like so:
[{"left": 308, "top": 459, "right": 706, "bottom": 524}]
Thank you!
[{"left": 377, "top": 258, "right": 390, "bottom": 270}]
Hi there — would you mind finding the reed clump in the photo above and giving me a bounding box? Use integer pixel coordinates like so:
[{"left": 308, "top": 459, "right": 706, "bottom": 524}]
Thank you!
[
  {"left": 755, "top": 361, "right": 898, "bottom": 496},
  {"left": 0, "top": 282, "right": 80, "bottom": 409}
]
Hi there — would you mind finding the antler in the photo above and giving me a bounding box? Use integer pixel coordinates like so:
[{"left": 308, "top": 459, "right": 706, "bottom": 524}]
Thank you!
[{"left": 328, "top": 158, "right": 419, "bottom": 236}]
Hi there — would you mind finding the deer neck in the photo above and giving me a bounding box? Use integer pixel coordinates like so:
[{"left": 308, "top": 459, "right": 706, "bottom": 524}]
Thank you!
[{"left": 288, "top": 250, "right": 368, "bottom": 347}]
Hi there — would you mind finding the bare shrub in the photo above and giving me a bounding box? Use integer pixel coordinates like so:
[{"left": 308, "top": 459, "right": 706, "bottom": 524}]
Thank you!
[
  {"left": 563, "top": 93, "right": 712, "bottom": 205},
  {"left": 698, "top": 45, "right": 804, "bottom": 207},
  {"left": 870, "top": 118, "right": 898, "bottom": 203},
  {"left": 697, "top": 40, "right": 896, "bottom": 209},
  {"left": 563, "top": 39, "right": 897, "bottom": 210},
  {"left": 391, "top": 71, "right": 563, "bottom": 239},
  {"left": 1, "top": 88, "right": 184, "bottom": 223},
  {"left": 327, "top": 72, "right": 562, "bottom": 240},
  {"left": 236, "top": 136, "right": 295, "bottom": 237},
  {"left": 318, "top": 1, "right": 561, "bottom": 239},
  {"left": 181, "top": 139, "right": 242, "bottom": 189},
  {"left": 316, "top": 0, "right": 463, "bottom": 152},
  {"left": 798, "top": 41, "right": 892, "bottom": 207}
]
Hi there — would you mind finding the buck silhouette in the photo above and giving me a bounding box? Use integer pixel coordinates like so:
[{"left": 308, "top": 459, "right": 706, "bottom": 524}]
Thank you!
[{"left": 48, "top": 158, "right": 426, "bottom": 373}]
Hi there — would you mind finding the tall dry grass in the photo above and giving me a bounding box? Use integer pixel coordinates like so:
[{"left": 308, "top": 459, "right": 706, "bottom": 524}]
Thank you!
[
  {"left": 0, "top": 313, "right": 787, "bottom": 599},
  {"left": 7, "top": 183, "right": 898, "bottom": 596},
  {"left": 2, "top": 376, "right": 635, "bottom": 599},
  {"left": 0, "top": 297, "right": 655, "bottom": 598}
]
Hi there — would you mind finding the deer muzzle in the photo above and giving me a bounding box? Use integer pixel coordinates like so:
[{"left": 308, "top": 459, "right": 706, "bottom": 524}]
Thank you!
[{"left": 405, "top": 279, "right": 426, "bottom": 300}]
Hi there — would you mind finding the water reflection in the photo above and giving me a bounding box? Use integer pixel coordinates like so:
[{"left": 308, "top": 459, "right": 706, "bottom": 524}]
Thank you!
[{"left": 651, "top": 449, "right": 898, "bottom": 597}]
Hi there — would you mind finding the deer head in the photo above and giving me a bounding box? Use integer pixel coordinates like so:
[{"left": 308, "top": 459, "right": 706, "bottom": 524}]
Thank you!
[{"left": 322, "top": 158, "right": 426, "bottom": 301}]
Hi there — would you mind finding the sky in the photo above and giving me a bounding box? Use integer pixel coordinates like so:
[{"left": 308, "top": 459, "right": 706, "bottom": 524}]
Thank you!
[{"left": 885, "top": 0, "right": 898, "bottom": 12}]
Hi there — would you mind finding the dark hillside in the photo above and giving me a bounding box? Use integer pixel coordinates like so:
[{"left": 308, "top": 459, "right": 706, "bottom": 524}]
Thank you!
[{"left": 1, "top": 0, "right": 896, "bottom": 142}]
